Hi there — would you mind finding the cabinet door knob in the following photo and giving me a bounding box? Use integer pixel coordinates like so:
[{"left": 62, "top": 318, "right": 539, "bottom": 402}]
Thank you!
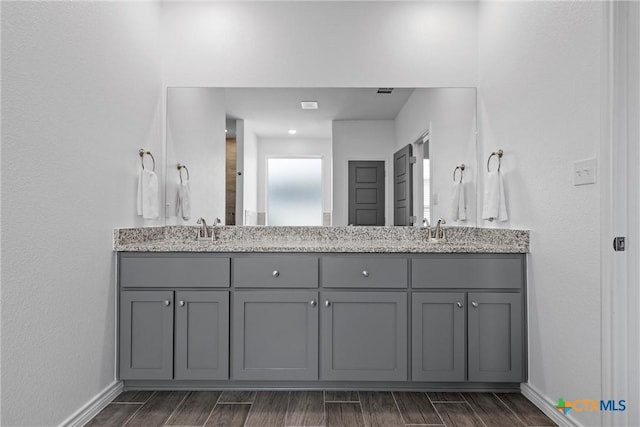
[
  {"left": 471, "top": 301, "right": 479, "bottom": 308},
  {"left": 362, "top": 270, "right": 369, "bottom": 277},
  {"left": 272, "top": 270, "right": 280, "bottom": 278},
  {"left": 179, "top": 300, "right": 185, "bottom": 307},
  {"left": 164, "top": 300, "right": 171, "bottom": 306},
  {"left": 456, "top": 302, "right": 463, "bottom": 308},
  {"left": 325, "top": 300, "right": 331, "bottom": 307},
  {"left": 310, "top": 300, "right": 317, "bottom": 307}
]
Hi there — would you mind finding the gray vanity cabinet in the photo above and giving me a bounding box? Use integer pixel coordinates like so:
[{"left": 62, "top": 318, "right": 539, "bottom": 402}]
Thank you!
[
  {"left": 120, "top": 290, "right": 229, "bottom": 380},
  {"left": 320, "top": 291, "right": 407, "bottom": 381},
  {"left": 412, "top": 292, "right": 466, "bottom": 382},
  {"left": 412, "top": 291, "right": 523, "bottom": 383},
  {"left": 232, "top": 291, "right": 319, "bottom": 380},
  {"left": 175, "top": 291, "right": 229, "bottom": 380},
  {"left": 411, "top": 254, "right": 525, "bottom": 383},
  {"left": 119, "top": 290, "right": 174, "bottom": 380},
  {"left": 467, "top": 292, "right": 522, "bottom": 382}
]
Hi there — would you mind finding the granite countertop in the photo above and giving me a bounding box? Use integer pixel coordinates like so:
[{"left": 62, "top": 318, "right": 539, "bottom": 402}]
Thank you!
[{"left": 114, "top": 226, "right": 529, "bottom": 254}]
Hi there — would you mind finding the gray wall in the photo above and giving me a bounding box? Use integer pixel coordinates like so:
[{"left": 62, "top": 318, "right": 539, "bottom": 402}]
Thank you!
[
  {"left": 477, "top": 2, "right": 602, "bottom": 425},
  {"left": 1, "top": 2, "right": 162, "bottom": 425}
]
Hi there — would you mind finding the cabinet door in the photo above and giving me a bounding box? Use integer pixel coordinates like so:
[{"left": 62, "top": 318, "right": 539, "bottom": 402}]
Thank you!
[
  {"left": 467, "top": 292, "right": 523, "bottom": 382},
  {"left": 175, "top": 291, "right": 229, "bottom": 380},
  {"left": 412, "top": 292, "right": 465, "bottom": 382},
  {"left": 321, "top": 291, "right": 407, "bottom": 381},
  {"left": 120, "top": 290, "right": 174, "bottom": 380},
  {"left": 232, "top": 291, "right": 318, "bottom": 380}
]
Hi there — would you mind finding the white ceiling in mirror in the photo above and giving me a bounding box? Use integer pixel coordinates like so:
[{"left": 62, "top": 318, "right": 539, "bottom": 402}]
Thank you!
[{"left": 224, "top": 88, "right": 414, "bottom": 139}]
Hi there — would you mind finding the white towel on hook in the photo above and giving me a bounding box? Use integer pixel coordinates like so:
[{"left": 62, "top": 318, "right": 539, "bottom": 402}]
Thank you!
[
  {"left": 176, "top": 180, "right": 191, "bottom": 221},
  {"left": 449, "top": 181, "right": 467, "bottom": 222},
  {"left": 482, "top": 170, "right": 508, "bottom": 221},
  {"left": 137, "top": 169, "right": 159, "bottom": 219}
]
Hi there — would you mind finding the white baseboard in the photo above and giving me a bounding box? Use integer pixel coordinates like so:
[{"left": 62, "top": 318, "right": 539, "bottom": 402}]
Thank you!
[
  {"left": 59, "top": 380, "right": 123, "bottom": 427},
  {"left": 520, "top": 383, "right": 581, "bottom": 427}
]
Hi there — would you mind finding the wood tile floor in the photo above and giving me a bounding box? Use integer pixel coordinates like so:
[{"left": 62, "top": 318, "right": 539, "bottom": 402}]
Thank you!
[{"left": 87, "top": 390, "right": 557, "bottom": 427}]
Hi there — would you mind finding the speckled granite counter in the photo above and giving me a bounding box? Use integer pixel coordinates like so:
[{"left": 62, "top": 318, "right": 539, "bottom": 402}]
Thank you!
[{"left": 114, "top": 226, "right": 529, "bottom": 253}]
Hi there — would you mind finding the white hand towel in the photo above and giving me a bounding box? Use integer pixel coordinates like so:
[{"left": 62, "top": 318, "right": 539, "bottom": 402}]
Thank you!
[
  {"left": 176, "top": 181, "right": 191, "bottom": 221},
  {"left": 137, "top": 169, "right": 159, "bottom": 219},
  {"left": 482, "top": 170, "right": 508, "bottom": 221},
  {"left": 449, "top": 181, "right": 467, "bottom": 222}
]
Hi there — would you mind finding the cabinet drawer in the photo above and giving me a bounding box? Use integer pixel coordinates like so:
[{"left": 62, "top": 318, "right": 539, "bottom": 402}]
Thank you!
[
  {"left": 233, "top": 256, "right": 318, "bottom": 288},
  {"left": 321, "top": 256, "right": 407, "bottom": 288},
  {"left": 411, "top": 255, "right": 523, "bottom": 289},
  {"left": 119, "top": 254, "right": 230, "bottom": 288}
]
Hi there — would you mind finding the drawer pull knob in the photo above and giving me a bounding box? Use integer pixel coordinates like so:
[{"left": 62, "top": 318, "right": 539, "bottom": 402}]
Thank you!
[
  {"left": 310, "top": 300, "right": 317, "bottom": 307},
  {"left": 164, "top": 300, "right": 171, "bottom": 306},
  {"left": 456, "top": 302, "right": 463, "bottom": 308},
  {"left": 325, "top": 300, "right": 331, "bottom": 307},
  {"left": 179, "top": 300, "right": 185, "bottom": 307},
  {"left": 471, "top": 301, "right": 479, "bottom": 308},
  {"left": 362, "top": 270, "right": 369, "bottom": 277},
  {"left": 272, "top": 270, "right": 280, "bottom": 278}
]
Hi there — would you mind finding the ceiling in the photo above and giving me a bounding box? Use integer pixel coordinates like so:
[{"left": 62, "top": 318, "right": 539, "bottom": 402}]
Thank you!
[{"left": 224, "top": 88, "right": 415, "bottom": 139}]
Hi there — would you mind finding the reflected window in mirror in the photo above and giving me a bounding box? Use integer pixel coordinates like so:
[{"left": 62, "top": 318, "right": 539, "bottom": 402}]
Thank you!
[{"left": 267, "top": 158, "right": 322, "bottom": 226}]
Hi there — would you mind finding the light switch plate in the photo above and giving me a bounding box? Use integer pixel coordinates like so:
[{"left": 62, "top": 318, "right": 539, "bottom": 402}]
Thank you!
[{"left": 574, "top": 158, "right": 597, "bottom": 186}]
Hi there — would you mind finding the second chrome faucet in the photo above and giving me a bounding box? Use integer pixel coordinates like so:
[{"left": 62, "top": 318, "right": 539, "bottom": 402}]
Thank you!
[{"left": 427, "top": 218, "right": 447, "bottom": 242}]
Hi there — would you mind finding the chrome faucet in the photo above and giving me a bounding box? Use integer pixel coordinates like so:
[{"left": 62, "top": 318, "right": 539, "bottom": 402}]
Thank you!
[
  {"left": 196, "top": 217, "right": 211, "bottom": 240},
  {"left": 196, "top": 217, "right": 222, "bottom": 241},
  {"left": 429, "top": 218, "right": 446, "bottom": 242}
]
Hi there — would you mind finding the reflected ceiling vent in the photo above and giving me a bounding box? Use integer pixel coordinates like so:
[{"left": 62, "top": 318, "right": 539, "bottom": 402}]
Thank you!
[
  {"left": 301, "top": 101, "right": 319, "bottom": 110},
  {"left": 377, "top": 88, "right": 394, "bottom": 94}
]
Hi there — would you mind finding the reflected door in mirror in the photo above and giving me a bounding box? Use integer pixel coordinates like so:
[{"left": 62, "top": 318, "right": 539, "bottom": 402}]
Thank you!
[{"left": 348, "top": 161, "right": 385, "bottom": 226}]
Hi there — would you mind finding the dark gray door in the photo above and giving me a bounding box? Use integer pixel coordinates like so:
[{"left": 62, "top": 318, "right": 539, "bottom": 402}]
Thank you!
[
  {"left": 119, "top": 290, "right": 174, "bottom": 380},
  {"left": 232, "top": 291, "right": 319, "bottom": 380},
  {"left": 320, "top": 291, "right": 407, "bottom": 381},
  {"left": 412, "top": 292, "right": 465, "bottom": 382},
  {"left": 175, "top": 291, "right": 229, "bottom": 380},
  {"left": 348, "top": 161, "right": 385, "bottom": 226},
  {"left": 467, "top": 292, "right": 523, "bottom": 382},
  {"left": 394, "top": 144, "right": 413, "bottom": 225}
]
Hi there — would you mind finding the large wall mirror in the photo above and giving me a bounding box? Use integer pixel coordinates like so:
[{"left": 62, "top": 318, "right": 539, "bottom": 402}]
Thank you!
[{"left": 165, "top": 87, "right": 477, "bottom": 227}]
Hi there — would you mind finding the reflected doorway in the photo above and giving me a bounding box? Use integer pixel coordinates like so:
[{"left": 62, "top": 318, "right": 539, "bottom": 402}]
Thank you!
[
  {"left": 226, "top": 137, "right": 237, "bottom": 225},
  {"left": 348, "top": 161, "right": 385, "bottom": 226}
]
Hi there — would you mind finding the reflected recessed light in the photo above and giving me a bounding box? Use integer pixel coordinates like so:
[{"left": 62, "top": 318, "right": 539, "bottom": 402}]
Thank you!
[
  {"left": 288, "top": 129, "right": 297, "bottom": 135},
  {"left": 301, "top": 101, "right": 318, "bottom": 110},
  {"left": 225, "top": 129, "right": 228, "bottom": 133}
]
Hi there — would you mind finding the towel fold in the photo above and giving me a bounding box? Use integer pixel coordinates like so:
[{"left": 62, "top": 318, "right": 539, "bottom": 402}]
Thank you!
[
  {"left": 176, "top": 181, "right": 191, "bottom": 221},
  {"left": 449, "top": 181, "right": 467, "bottom": 222},
  {"left": 137, "top": 169, "right": 159, "bottom": 219},
  {"left": 482, "top": 170, "right": 508, "bottom": 221}
]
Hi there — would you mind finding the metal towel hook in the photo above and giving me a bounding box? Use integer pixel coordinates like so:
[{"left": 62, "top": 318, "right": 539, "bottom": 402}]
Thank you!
[
  {"left": 453, "top": 164, "right": 465, "bottom": 183},
  {"left": 177, "top": 163, "right": 190, "bottom": 184},
  {"left": 139, "top": 149, "right": 156, "bottom": 171},
  {"left": 487, "top": 149, "right": 503, "bottom": 172}
]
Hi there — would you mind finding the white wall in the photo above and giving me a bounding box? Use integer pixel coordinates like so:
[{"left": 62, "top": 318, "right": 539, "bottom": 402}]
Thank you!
[
  {"left": 161, "top": 1, "right": 478, "bottom": 87},
  {"left": 332, "top": 120, "right": 395, "bottom": 226},
  {"left": 166, "top": 88, "right": 226, "bottom": 225},
  {"left": 256, "top": 138, "right": 332, "bottom": 223},
  {"left": 242, "top": 122, "right": 259, "bottom": 225},
  {"left": 395, "top": 88, "right": 477, "bottom": 225},
  {"left": 477, "top": 2, "right": 602, "bottom": 425},
  {"left": 1, "top": 2, "right": 161, "bottom": 425}
]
